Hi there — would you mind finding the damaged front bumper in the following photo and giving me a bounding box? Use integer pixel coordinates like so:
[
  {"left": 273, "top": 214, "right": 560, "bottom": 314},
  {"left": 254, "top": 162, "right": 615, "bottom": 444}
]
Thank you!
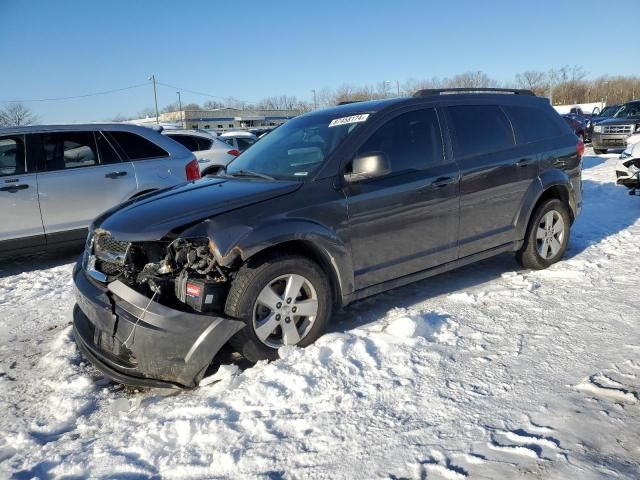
[{"left": 72, "top": 262, "right": 244, "bottom": 388}]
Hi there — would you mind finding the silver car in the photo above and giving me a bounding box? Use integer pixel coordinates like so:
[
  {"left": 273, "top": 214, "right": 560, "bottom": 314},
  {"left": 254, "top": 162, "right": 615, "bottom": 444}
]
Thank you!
[
  {"left": 162, "top": 129, "right": 239, "bottom": 175},
  {"left": 0, "top": 123, "right": 198, "bottom": 256}
]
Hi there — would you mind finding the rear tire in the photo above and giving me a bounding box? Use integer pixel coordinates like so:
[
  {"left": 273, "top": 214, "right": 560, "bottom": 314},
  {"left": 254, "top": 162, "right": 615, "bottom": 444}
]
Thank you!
[
  {"left": 516, "top": 198, "right": 571, "bottom": 270},
  {"left": 224, "top": 254, "right": 332, "bottom": 362},
  {"left": 594, "top": 148, "right": 607, "bottom": 155}
]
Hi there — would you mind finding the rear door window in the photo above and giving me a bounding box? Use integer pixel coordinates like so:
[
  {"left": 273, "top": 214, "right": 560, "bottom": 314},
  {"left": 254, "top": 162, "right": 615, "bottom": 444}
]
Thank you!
[
  {"left": 0, "top": 135, "right": 26, "bottom": 176},
  {"left": 95, "top": 132, "right": 122, "bottom": 164},
  {"left": 447, "top": 105, "right": 514, "bottom": 158},
  {"left": 39, "top": 131, "right": 98, "bottom": 171},
  {"left": 236, "top": 137, "right": 256, "bottom": 151},
  {"left": 503, "top": 105, "right": 565, "bottom": 144},
  {"left": 166, "top": 134, "right": 200, "bottom": 152},
  {"left": 107, "top": 131, "right": 168, "bottom": 160},
  {"left": 196, "top": 137, "right": 213, "bottom": 151}
]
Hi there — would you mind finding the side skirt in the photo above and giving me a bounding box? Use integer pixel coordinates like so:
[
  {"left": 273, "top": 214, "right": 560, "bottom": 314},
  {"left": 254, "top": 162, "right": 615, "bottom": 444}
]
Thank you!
[{"left": 342, "top": 241, "right": 520, "bottom": 306}]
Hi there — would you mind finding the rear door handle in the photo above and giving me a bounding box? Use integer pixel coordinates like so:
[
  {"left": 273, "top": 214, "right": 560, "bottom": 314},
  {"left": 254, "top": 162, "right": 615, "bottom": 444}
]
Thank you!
[
  {"left": 430, "top": 176, "right": 456, "bottom": 188},
  {"left": 105, "top": 171, "right": 128, "bottom": 179},
  {"left": 0, "top": 184, "right": 29, "bottom": 192},
  {"left": 516, "top": 158, "right": 533, "bottom": 167}
]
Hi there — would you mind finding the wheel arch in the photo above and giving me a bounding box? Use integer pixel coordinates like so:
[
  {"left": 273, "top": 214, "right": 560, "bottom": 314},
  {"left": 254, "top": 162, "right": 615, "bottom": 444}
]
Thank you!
[
  {"left": 197, "top": 219, "right": 353, "bottom": 308},
  {"left": 515, "top": 171, "right": 576, "bottom": 240},
  {"left": 242, "top": 239, "right": 345, "bottom": 308}
]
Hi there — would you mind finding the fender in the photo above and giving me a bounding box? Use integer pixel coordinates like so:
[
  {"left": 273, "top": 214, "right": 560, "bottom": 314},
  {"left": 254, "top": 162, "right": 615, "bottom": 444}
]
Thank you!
[
  {"left": 179, "top": 218, "right": 354, "bottom": 305},
  {"left": 514, "top": 169, "right": 574, "bottom": 240}
]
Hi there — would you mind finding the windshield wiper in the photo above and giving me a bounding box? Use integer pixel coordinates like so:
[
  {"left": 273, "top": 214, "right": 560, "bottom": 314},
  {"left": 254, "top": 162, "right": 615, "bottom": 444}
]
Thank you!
[{"left": 229, "top": 170, "right": 277, "bottom": 181}]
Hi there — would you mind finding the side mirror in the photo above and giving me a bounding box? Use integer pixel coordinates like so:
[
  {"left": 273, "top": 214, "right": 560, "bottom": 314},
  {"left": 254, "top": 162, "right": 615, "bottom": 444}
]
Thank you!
[{"left": 344, "top": 151, "right": 391, "bottom": 183}]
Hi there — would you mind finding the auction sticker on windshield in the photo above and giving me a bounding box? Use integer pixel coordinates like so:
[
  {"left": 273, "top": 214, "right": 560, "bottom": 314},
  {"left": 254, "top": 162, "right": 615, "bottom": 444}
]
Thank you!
[{"left": 328, "top": 114, "right": 370, "bottom": 128}]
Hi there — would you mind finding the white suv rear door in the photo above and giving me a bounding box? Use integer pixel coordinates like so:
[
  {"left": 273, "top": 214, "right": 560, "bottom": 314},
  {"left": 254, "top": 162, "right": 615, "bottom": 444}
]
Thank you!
[{"left": 35, "top": 130, "right": 137, "bottom": 239}]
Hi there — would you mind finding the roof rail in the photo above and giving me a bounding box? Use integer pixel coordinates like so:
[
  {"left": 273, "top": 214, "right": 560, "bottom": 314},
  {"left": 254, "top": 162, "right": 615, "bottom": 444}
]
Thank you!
[
  {"left": 336, "top": 100, "right": 365, "bottom": 106},
  {"left": 413, "top": 88, "right": 535, "bottom": 97}
]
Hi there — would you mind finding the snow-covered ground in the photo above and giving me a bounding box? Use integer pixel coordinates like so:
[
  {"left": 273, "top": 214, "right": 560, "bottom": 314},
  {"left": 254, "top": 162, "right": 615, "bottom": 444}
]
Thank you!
[{"left": 1, "top": 150, "right": 639, "bottom": 479}]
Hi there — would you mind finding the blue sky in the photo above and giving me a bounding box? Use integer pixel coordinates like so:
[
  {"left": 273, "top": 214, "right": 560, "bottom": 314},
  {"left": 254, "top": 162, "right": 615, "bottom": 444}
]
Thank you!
[{"left": 1, "top": 0, "right": 638, "bottom": 123}]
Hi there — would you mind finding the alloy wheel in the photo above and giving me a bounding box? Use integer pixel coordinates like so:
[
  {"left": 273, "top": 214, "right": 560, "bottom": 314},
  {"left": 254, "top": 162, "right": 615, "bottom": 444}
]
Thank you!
[
  {"left": 536, "top": 210, "right": 565, "bottom": 260},
  {"left": 252, "top": 274, "right": 318, "bottom": 348}
]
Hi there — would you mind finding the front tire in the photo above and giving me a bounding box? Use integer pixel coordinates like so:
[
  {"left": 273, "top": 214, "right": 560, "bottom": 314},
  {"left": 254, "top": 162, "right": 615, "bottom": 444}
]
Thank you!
[
  {"left": 516, "top": 198, "right": 571, "bottom": 270},
  {"left": 224, "top": 254, "right": 332, "bottom": 362}
]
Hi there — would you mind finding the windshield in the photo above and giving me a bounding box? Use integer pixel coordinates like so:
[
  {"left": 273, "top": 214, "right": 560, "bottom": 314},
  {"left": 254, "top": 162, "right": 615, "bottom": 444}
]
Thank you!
[
  {"left": 225, "top": 112, "right": 368, "bottom": 180},
  {"left": 614, "top": 102, "right": 640, "bottom": 119},
  {"left": 599, "top": 105, "right": 619, "bottom": 117}
]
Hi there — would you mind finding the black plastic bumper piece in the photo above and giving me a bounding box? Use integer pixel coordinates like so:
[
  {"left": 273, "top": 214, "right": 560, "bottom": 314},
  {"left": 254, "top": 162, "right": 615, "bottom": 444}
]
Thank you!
[{"left": 72, "top": 262, "right": 244, "bottom": 388}]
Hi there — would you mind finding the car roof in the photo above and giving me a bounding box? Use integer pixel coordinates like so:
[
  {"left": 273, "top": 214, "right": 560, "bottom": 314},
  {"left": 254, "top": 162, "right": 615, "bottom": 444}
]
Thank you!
[
  {"left": 219, "top": 131, "right": 257, "bottom": 138},
  {"left": 0, "top": 122, "right": 159, "bottom": 136},
  {"left": 162, "top": 129, "right": 217, "bottom": 139},
  {"left": 303, "top": 91, "right": 546, "bottom": 119}
]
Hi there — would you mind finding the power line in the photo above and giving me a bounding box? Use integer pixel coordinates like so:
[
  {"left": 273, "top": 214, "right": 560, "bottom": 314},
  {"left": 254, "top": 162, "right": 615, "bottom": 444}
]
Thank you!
[
  {"left": 156, "top": 81, "right": 256, "bottom": 104},
  {"left": 0, "top": 82, "right": 151, "bottom": 103}
]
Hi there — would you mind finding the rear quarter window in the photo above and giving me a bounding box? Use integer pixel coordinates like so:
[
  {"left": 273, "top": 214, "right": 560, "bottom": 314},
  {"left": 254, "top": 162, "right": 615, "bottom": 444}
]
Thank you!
[
  {"left": 447, "top": 105, "right": 514, "bottom": 158},
  {"left": 106, "top": 131, "right": 169, "bottom": 160},
  {"left": 503, "top": 105, "right": 566, "bottom": 144},
  {"left": 166, "top": 134, "right": 200, "bottom": 152}
]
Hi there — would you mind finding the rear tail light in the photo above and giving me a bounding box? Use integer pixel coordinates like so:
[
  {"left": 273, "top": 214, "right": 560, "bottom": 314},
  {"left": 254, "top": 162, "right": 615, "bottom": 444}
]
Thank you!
[
  {"left": 185, "top": 158, "right": 201, "bottom": 181},
  {"left": 576, "top": 139, "right": 585, "bottom": 160},
  {"left": 227, "top": 149, "right": 241, "bottom": 157}
]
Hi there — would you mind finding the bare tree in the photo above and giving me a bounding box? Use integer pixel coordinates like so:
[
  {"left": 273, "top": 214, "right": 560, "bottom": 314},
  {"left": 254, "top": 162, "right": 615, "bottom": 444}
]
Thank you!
[
  {"left": 161, "top": 102, "right": 179, "bottom": 113},
  {"left": 182, "top": 103, "right": 201, "bottom": 111},
  {"left": 446, "top": 71, "right": 498, "bottom": 89},
  {"left": 0, "top": 103, "right": 38, "bottom": 127},
  {"left": 137, "top": 107, "right": 157, "bottom": 118},
  {"left": 203, "top": 100, "right": 225, "bottom": 110},
  {"left": 515, "top": 70, "right": 548, "bottom": 96},
  {"left": 110, "top": 114, "right": 130, "bottom": 122}
]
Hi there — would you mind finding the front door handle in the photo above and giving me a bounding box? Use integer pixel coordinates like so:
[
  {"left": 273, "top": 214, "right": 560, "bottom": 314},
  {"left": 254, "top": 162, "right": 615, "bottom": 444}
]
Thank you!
[
  {"left": 430, "top": 176, "right": 456, "bottom": 188},
  {"left": 516, "top": 158, "right": 533, "bottom": 167},
  {"left": 105, "top": 171, "right": 128, "bottom": 179},
  {"left": 0, "top": 184, "right": 29, "bottom": 192}
]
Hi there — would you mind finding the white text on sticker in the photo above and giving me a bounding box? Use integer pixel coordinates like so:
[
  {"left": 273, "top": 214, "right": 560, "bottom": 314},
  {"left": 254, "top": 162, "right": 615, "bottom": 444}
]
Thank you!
[{"left": 328, "top": 114, "right": 370, "bottom": 128}]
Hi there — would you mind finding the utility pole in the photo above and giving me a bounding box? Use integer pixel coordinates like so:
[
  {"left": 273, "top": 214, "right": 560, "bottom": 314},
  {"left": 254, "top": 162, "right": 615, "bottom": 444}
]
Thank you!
[
  {"left": 397, "top": 80, "right": 400, "bottom": 96},
  {"left": 312, "top": 89, "right": 317, "bottom": 110},
  {"left": 176, "top": 91, "right": 183, "bottom": 128},
  {"left": 149, "top": 74, "right": 159, "bottom": 124}
]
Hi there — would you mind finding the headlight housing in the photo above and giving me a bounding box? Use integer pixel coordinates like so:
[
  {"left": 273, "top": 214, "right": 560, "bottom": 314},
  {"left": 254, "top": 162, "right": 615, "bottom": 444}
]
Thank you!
[{"left": 593, "top": 125, "right": 603, "bottom": 133}]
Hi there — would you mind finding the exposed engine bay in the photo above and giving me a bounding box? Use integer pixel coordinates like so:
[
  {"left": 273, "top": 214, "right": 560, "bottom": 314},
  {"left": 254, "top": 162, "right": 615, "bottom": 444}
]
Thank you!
[{"left": 89, "top": 230, "right": 231, "bottom": 313}]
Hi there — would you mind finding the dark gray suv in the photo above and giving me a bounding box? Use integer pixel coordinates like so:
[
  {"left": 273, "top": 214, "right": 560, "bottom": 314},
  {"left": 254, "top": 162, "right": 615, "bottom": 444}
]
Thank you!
[{"left": 72, "top": 88, "right": 583, "bottom": 388}]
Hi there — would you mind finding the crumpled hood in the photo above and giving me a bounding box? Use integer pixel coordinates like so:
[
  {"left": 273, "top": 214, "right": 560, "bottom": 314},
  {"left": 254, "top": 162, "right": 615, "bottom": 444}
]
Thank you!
[{"left": 95, "top": 177, "right": 302, "bottom": 241}]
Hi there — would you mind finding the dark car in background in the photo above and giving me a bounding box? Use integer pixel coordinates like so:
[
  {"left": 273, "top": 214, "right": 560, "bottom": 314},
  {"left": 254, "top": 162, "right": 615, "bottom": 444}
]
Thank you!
[
  {"left": 562, "top": 114, "right": 589, "bottom": 142},
  {"left": 592, "top": 101, "right": 640, "bottom": 154},
  {"left": 72, "top": 88, "right": 583, "bottom": 388},
  {"left": 590, "top": 104, "right": 622, "bottom": 125}
]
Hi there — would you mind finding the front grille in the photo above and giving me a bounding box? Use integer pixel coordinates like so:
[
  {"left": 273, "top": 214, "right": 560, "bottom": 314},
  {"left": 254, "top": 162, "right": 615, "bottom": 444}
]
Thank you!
[
  {"left": 603, "top": 125, "right": 633, "bottom": 134},
  {"left": 601, "top": 138, "right": 626, "bottom": 147},
  {"left": 93, "top": 232, "right": 130, "bottom": 277},
  {"left": 94, "top": 233, "right": 129, "bottom": 259}
]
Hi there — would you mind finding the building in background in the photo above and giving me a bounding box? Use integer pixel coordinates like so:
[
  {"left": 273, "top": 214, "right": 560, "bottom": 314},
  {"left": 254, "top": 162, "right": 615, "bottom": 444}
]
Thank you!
[{"left": 129, "top": 107, "right": 300, "bottom": 132}]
